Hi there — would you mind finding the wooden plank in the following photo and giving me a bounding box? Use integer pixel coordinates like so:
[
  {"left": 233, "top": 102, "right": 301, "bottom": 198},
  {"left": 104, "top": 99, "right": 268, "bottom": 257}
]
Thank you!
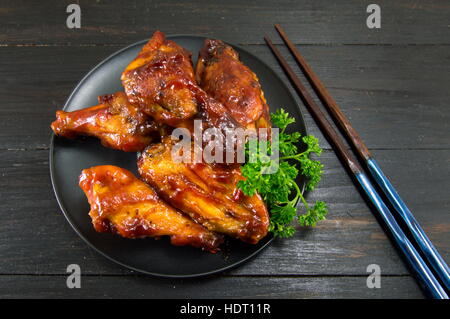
[
  {"left": 0, "top": 44, "right": 449, "bottom": 150},
  {"left": 1, "top": 0, "right": 445, "bottom": 300},
  {"left": 0, "top": 148, "right": 448, "bottom": 276},
  {"left": 248, "top": 44, "right": 450, "bottom": 150},
  {"left": 0, "top": 274, "right": 424, "bottom": 298},
  {"left": 0, "top": 0, "right": 449, "bottom": 45}
]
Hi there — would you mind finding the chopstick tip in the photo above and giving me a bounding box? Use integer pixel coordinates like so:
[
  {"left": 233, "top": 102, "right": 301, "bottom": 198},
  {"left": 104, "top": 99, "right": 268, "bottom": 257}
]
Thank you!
[{"left": 274, "top": 24, "right": 283, "bottom": 33}]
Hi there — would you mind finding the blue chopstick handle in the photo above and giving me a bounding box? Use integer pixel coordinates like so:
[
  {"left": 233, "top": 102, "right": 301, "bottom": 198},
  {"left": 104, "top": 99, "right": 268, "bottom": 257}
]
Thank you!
[
  {"left": 367, "top": 158, "right": 450, "bottom": 291},
  {"left": 355, "top": 172, "right": 448, "bottom": 299}
]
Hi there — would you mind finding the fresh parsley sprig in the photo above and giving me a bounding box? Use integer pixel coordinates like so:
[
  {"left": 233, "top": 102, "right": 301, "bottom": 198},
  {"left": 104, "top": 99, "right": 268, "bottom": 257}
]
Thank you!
[{"left": 237, "top": 109, "right": 328, "bottom": 238}]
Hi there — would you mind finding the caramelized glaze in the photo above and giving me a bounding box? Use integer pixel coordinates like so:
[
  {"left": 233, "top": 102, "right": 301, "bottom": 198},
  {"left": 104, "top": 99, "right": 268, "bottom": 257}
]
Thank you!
[
  {"left": 51, "top": 92, "right": 164, "bottom": 152},
  {"left": 122, "top": 31, "right": 241, "bottom": 135},
  {"left": 196, "top": 39, "right": 271, "bottom": 133},
  {"left": 121, "top": 31, "right": 198, "bottom": 125},
  {"left": 137, "top": 137, "right": 269, "bottom": 244},
  {"left": 79, "top": 165, "right": 223, "bottom": 252}
]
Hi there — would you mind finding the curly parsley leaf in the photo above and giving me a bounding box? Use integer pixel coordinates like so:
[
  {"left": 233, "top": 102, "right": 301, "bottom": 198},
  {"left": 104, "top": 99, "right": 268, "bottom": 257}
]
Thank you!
[
  {"left": 237, "top": 109, "right": 328, "bottom": 237},
  {"left": 271, "top": 108, "right": 296, "bottom": 130},
  {"left": 298, "top": 201, "right": 328, "bottom": 227}
]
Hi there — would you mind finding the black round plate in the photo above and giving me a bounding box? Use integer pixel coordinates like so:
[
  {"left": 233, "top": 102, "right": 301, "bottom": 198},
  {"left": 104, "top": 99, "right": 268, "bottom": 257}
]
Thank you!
[{"left": 50, "top": 35, "right": 307, "bottom": 278}]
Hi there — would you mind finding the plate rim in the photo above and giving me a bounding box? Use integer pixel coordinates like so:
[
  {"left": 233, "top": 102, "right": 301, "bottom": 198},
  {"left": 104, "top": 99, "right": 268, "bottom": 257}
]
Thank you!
[{"left": 49, "top": 34, "right": 307, "bottom": 278}]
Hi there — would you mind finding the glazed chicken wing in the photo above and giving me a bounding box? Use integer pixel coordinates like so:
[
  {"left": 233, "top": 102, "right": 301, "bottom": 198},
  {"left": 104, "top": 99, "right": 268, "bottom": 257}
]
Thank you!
[
  {"left": 137, "top": 137, "right": 269, "bottom": 244},
  {"left": 121, "top": 31, "right": 240, "bottom": 134},
  {"left": 196, "top": 39, "right": 271, "bottom": 133},
  {"left": 79, "top": 165, "right": 223, "bottom": 252},
  {"left": 51, "top": 92, "right": 164, "bottom": 152}
]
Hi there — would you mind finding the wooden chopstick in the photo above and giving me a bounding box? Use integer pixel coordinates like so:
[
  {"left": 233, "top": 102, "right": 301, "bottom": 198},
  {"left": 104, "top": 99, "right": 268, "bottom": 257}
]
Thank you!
[
  {"left": 274, "top": 24, "right": 371, "bottom": 160},
  {"left": 274, "top": 24, "right": 450, "bottom": 293},
  {"left": 264, "top": 34, "right": 448, "bottom": 299}
]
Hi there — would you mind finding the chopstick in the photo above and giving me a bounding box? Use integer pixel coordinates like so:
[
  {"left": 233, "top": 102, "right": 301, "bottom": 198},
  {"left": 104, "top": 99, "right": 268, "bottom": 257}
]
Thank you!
[
  {"left": 264, "top": 35, "right": 448, "bottom": 299},
  {"left": 274, "top": 24, "right": 450, "bottom": 293}
]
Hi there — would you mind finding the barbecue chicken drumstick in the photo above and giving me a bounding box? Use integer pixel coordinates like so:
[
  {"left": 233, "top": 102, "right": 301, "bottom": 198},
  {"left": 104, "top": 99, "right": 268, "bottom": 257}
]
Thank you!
[
  {"left": 121, "top": 31, "right": 240, "bottom": 134},
  {"left": 79, "top": 165, "right": 223, "bottom": 252},
  {"left": 51, "top": 92, "right": 164, "bottom": 152},
  {"left": 137, "top": 137, "right": 269, "bottom": 244},
  {"left": 121, "top": 30, "right": 198, "bottom": 126},
  {"left": 196, "top": 39, "right": 271, "bottom": 133}
]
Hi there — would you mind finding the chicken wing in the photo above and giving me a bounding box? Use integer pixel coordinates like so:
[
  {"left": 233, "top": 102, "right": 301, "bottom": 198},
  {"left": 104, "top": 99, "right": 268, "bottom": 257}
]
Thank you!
[
  {"left": 196, "top": 39, "right": 271, "bottom": 133},
  {"left": 51, "top": 92, "right": 165, "bottom": 152},
  {"left": 137, "top": 137, "right": 269, "bottom": 244},
  {"left": 79, "top": 165, "right": 223, "bottom": 252}
]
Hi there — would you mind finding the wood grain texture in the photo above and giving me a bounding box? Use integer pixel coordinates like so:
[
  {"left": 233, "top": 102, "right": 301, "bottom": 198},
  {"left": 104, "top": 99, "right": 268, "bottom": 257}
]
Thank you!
[
  {"left": 0, "top": 0, "right": 449, "bottom": 45},
  {"left": 0, "top": 0, "right": 448, "bottom": 299},
  {"left": 266, "top": 34, "right": 364, "bottom": 175},
  {"left": 0, "top": 149, "right": 447, "bottom": 278},
  {"left": 274, "top": 24, "right": 373, "bottom": 161},
  {"left": 1, "top": 44, "right": 449, "bottom": 150},
  {"left": 0, "top": 275, "right": 424, "bottom": 299}
]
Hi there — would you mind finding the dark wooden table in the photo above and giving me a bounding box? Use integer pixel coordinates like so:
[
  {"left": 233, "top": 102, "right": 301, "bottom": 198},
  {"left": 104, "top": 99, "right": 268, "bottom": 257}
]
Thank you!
[{"left": 1, "top": 0, "right": 448, "bottom": 298}]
